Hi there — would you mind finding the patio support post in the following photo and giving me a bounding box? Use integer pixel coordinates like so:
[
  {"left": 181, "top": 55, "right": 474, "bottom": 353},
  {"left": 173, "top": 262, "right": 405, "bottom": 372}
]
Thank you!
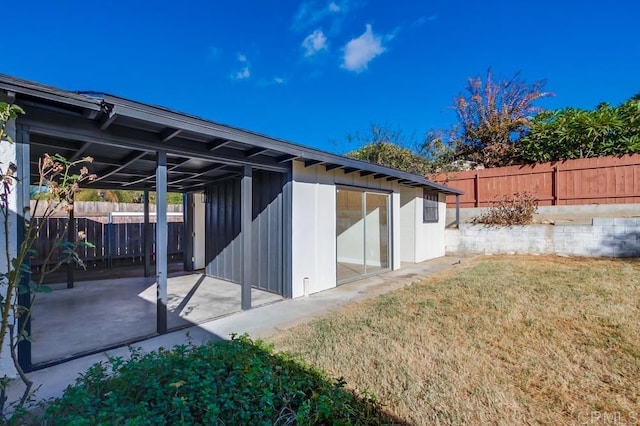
[
  {"left": 143, "top": 189, "right": 151, "bottom": 277},
  {"left": 240, "top": 165, "right": 252, "bottom": 310},
  {"left": 66, "top": 194, "right": 75, "bottom": 288},
  {"left": 455, "top": 194, "right": 460, "bottom": 228},
  {"left": 156, "top": 151, "right": 168, "bottom": 334},
  {"left": 16, "top": 123, "right": 32, "bottom": 371}
]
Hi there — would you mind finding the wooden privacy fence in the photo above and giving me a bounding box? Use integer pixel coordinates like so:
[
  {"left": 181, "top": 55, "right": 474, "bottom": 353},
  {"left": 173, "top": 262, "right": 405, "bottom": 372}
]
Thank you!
[
  {"left": 430, "top": 154, "right": 640, "bottom": 208},
  {"left": 32, "top": 217, "right": 184, "bottom": 267}
]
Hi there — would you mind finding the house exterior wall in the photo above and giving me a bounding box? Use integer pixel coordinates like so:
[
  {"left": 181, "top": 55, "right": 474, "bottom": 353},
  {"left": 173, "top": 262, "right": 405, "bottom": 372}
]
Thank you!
[
  {"left": 291, "top": 161, "right": 403, "bottom": 298},
  {"left": 399, "top": 188, "right": 447, "bottom": 263},
  {"left": 400, "top": 188, "right": 416, "bottom": 262},
  {"left": 415, "top": 192, "right": 447, "bottom": 261}
]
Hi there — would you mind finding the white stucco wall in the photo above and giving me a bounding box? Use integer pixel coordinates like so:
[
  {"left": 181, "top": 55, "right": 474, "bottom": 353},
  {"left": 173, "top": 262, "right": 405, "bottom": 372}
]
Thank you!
[
  {"left": 399, "top": 187, "right": 447, "bottom": 263},
  {"left": 400, "top": 189, "right": 416, "bottom": 262},
  {"left": 415, "top": 192, "right": 447, "bottom": 262},
  {"left": 291, "top": 161, "right": 401, "bottom": 297}
]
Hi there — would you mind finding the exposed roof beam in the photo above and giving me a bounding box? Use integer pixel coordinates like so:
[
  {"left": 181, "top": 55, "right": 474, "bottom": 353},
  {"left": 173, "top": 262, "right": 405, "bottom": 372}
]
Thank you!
[
  {"left": 30, "top": 158, "right": 128, "bottom": 169},
  {"left": 167, "top": 157, "right": 193, "bottom": 171},
  {"left": 162, "top": 163, "right": 228, "bottom": 186},
  {"left": 304, "top": 159, "right": 324, "bottom": 168},
  {"left": 343, "top": 167, "right": 358, "bottom": 174},
  {"left": 92, "top": 151, "right": 148, "bottom": 183},
  {"left": 172, "top": 171, "right": 240, "bottom": 192},
  {"left": 69, "top": 141, "right": 92, "bottom": 161},
  {"left": 122, "top": 157, "right": 193, "bottom": 187},
  {"left": 207, "top": 139, "right": 232, "bottom": 151},
  {"left": 373, "top": 173, "right": 386, "bottom": 179},
  {"left": 245, "top": 147, "right": 268, "bottom": 158},
  {"left": 100, "top": 109, "right": 118, "bottom": 130},
  {"left": 324, "top": 164, "right": 342, "bottom": 171},
  {"left": 386, "top": 176, "right": 400, "bottom": 181},
  {"left": 276, "top": 154, "right": 298, "bottom": 163},
  {"left": 360, "top": 170, "right": 374, "bottom": 177},
  {"left": 160, "top": 127, "right": 182, "bottom": 143},
  {"left": 23, "top": 113, "right": 289, "bottom": 173},
  {"left": 98, "top": 171, "right": 150, "bottom": 178}
]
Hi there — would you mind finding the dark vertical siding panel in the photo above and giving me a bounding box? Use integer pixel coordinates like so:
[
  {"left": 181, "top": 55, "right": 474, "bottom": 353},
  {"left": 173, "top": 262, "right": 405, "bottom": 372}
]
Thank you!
[
  {"left": 204, "top": 172, "right": 285, "bottom": 295},
  {"left": 232, "top": 180, "right": 242, "bottom": 283},
  {"left": 251, "top": 171, "right": 285, "bottom": 295},
  {"left": 274, "top": 190, "right": 283, "bottom": 293},
  {"left": 205, "top": 179, "right": 242, "bottom": 283}
]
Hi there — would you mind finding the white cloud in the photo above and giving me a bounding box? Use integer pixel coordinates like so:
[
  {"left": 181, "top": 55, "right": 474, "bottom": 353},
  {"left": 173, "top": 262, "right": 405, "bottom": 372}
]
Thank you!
[
  {"left": 413, "top": 15, "right": 437, "bottom": 27},
  {"left": 302, "top": 29, "right": 328, "bottom": 57},
  {"left": 230, "top": 53, "right": 251, "bottom": 80},
  {"left": 292, "top": 0, "right": 346, "bottom": 31},
  {"left": 232, "top": 66, "right": 250, "bottom": 80},
  {"left": 273, "top": 77, "right": 286, "bottom": 84},
  {"left": 341, "top": 24, "right": 386, "bottom": 73}
]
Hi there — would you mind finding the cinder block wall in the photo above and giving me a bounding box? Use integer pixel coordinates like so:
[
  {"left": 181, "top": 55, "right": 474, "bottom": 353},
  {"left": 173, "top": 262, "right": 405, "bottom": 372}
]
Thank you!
[{"left": 446, "top": 218, "right": 640, "bottom": 257}]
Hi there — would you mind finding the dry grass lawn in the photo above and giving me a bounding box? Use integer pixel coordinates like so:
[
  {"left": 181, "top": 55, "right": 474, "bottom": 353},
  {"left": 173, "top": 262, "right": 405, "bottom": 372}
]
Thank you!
[{"left": 269, "top": 256, "right": 640, "bottom": 425}]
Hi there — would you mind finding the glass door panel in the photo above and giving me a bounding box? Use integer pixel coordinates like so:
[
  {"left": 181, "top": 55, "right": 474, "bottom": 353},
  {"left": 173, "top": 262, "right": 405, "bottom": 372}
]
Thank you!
[
  {"left": 336, "top": 189, "right": 365, "bottom": 282},
  {"left": 365, "top": 192, "right": 389, "bottom": 274}
]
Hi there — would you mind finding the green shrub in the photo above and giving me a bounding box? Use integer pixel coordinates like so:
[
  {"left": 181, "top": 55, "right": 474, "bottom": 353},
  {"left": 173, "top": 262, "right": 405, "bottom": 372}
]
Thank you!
[{"left": 44, "top": 335, "right": 394, "bottom": 425}]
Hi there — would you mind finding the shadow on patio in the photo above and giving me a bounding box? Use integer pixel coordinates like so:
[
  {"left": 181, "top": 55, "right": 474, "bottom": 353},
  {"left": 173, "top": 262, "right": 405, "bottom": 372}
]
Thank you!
[{"left": 30, "top": 272, "right": 282, "bottom": 366}]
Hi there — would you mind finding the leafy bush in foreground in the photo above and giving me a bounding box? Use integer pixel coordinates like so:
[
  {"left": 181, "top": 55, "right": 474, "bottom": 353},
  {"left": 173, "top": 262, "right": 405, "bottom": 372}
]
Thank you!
[{"left": 44, "top": 335, "right": 393, "bottom": 425}]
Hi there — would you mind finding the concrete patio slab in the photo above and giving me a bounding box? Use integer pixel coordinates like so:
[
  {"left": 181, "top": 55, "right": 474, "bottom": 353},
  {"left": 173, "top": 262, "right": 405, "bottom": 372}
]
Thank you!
[{"left": 31, "top": 272, "right": 281, "bottom": 365}]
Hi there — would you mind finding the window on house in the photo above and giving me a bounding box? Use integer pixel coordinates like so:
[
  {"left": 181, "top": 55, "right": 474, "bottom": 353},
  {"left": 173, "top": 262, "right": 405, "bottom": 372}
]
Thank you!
[{"left": 423, "top": 190, "right": 439, "bottom": 223}]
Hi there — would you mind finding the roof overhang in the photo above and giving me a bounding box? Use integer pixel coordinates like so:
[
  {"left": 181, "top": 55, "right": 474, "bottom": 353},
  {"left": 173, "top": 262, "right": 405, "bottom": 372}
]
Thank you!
[{"left": 0, "top": 74, "right": 463, "bottom": 195}]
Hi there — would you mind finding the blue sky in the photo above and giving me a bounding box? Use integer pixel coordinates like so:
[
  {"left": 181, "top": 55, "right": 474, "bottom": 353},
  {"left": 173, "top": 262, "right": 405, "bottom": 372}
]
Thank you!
[{"left": 3, "top": 0, "right": 639, "bottom": 153}]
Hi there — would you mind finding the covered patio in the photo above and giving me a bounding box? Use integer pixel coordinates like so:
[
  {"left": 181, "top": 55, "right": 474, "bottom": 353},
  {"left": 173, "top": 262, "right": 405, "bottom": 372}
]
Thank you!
[{"left": 31, "top": 272, "right": 281, "bottom": 365}]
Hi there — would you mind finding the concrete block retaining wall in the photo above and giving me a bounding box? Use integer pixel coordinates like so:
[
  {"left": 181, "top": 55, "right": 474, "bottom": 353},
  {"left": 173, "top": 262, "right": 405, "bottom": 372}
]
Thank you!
[{"left": 445, "top": 218, "right": 640, "bottom": 258}]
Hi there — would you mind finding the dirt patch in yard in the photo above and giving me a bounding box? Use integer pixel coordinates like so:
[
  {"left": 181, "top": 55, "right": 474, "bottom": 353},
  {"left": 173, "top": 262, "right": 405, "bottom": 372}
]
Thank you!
[{"left": 270, "top": 255, "right": 640, "bottom": 424}]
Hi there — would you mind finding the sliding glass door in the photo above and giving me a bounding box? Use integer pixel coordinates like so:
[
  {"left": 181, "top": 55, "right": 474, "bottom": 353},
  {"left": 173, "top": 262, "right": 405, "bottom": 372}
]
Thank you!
[{"left": 336, "top": 188, "right": 390, "bottom": 284}]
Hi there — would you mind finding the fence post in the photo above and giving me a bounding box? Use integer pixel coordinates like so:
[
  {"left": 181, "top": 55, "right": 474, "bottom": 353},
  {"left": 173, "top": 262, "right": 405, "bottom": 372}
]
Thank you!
[
  {"left": 143, "top": 190, "right": 151, "bottom": 277},
  {"left": 474, "top": 172, "right": 480, "bottom": 207},
  {"left": 552, "top": 165, "right": 559, "bottom": 205},
  {"left": 107, "top": 212, "right": 113, "bottom": 269},
  {"left": 66, "top": 203, "right": 75, "bottom": 288}
]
